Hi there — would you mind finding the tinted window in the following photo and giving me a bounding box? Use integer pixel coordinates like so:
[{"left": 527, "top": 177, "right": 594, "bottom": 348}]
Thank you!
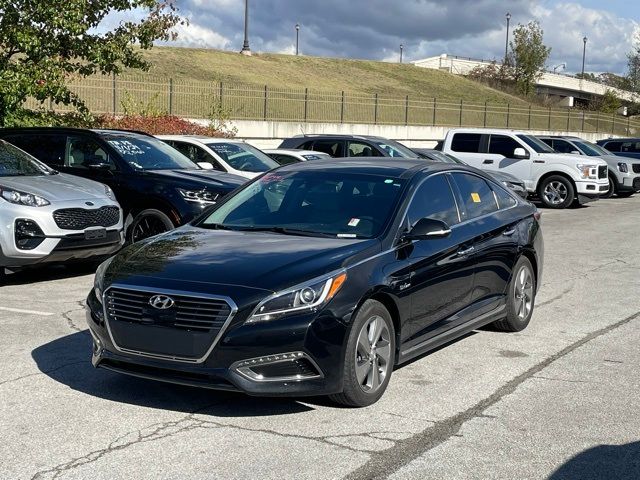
[
  {"left": 66, "top": 136, "right": 116, "bottom": 170},
  {"left": 451, "top": 173, "right": 498, "bottom": 219},
  {"left": 4, "top": 134, "right": 66, "bottom": 167},
  {"left": 370, "top": 139, "right": 416, "bottom": 158},
  {"left": 407, "top": 175, "right": 459, "bottom": 228},
  {"left": 206, "top": 142, "right": 278, "bottom": 172},
  {"left": 451, "top": 133, "right": 482, "bottom": 153},
  {"left": 200, "top": 171, "right": 406, "bottom": 239},
  {"left": 169, "top": 141, "right": 224, "bottom": 170},
  {"left": 602, "top": 141, "right": 621, "bottom": 152},
  {"left": 551, "top": 139, "right": 577, "bottom": 154},
  {"left": 516, "top": 134, "right": 555, "bottom": 153},
  {"left": 348, "top": 141, "right": 381, "bottom": 157},
  {"left": 492, "top": 183, "right": 517, "bottom": 209},
  {"left": 0, "top": 141, "right": 54, "bottom": 177},
  {"left": 488, "top": 135, "right": 522, "bottom": 157},
  {"left": 621, "top": 142, "right": 640, "bottom": 153},
  {"left": 312, "top": 140, "right": 344, "bottom": 157},
  {"left": 299, "top": 140, "right": 314, "bottom": 150},
  {"left": 270, "top": 154, "right": 299, "bottom": 165}
]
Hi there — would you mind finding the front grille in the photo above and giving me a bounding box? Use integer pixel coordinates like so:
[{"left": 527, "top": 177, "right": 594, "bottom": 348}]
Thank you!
[
  {"left": 598, "top": 165, "right": 608, "bottom": 179},
  {"left": 632, "top": 164, "right": 640, "bottom": 174},
  {"left": 106, "top": 288, "right": 232, "bottom": 333},
  {"left": 53, "top": 206, "right": 120, "bottom": 230}
]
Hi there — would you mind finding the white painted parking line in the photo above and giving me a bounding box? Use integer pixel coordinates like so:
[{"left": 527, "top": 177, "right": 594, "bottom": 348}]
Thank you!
[{"left": 0, "top": 306, "right": 55, "bottom": 316}]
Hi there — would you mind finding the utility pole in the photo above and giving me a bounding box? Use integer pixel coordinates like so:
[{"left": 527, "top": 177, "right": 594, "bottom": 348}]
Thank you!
[
  {"left": 240, "top": 0, "right": 251, "bottom": 56},
  {"left": 295, "top": 23, "right": 300, "bottom": 55},
  {"left": 399, "top": 44, "right": 403, "bottom": 63},
  {"left": 504, "top": 12, "right": 511, "bottom": 64},
  {"left": 581, "top": 36, "right": 588, "bottom": 77}
]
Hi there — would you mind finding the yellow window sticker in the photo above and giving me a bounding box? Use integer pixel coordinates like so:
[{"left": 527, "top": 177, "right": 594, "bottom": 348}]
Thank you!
[{"left": 471, "top": 192, "right": 481, "bottom": 203}]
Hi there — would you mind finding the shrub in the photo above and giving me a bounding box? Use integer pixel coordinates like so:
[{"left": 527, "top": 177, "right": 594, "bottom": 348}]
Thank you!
[{"left": 94, "top": 114, "right": 231, "bottom": 137}]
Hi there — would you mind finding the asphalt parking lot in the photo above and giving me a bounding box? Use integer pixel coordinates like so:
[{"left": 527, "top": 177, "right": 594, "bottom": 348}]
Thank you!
[{"left": 1, "top": 196, "right": 639, "bottom": 480}]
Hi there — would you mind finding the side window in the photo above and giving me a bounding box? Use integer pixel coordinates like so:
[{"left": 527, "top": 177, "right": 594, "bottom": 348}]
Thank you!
[
  {"left": 67, "top": 136, "right": 116, "bottom": 170},
  {"left": 272, "top": 154, "right": 299, "bottom": 165},
  {"left": 451, "top": 173, "right": 498, "bottom": 220},
  {"left": 4, "top": 134, "right": 66, "bottom": 167},
  {"left": 406, "top": 175, "right": 459, "bottom": 228},
  {"left": 451, "top": 133, "right": 482, "bottom": 153},
  {"left": 488, "top": 135, "right": 522, "bottom": 157},
  {"left": 348, "top": 141, "right": 381, "bottom": 157},
  {"left": 551, "top": 139, "right": 577, "bottom": 154},
  {"left": 602, "top": 141, "right": 620, "bottom": 152},
  {"left": 313, "top": 140, "right": 344, "bottom": 157},
  {"left": 299, "top": 140, "right": 315, "bottom": 150},
  {"left": 621, "top": 142, "right": 640, "bottom": 153},
  {"left": 171, "top": 141, "right": 224, "bottom": 170},
  {"left": 492, "top": 183, "right": 517, "bottom": 209}
]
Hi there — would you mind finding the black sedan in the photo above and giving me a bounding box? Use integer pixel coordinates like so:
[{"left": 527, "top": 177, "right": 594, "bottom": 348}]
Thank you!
[{"left": 87, "top": 158, "right": 543, "bottom": 407}]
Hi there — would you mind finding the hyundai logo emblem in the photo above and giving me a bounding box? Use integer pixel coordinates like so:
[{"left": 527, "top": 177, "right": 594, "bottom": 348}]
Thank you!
[
  {"left": 149, "top": 295, "right": 175, "bottom": 310},
  {"left": 85, "top": 201, "right": 94, "bottom": 206}
]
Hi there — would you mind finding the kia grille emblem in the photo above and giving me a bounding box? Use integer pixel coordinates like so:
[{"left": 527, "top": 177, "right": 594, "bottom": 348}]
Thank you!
[
  {"left": 149, "top": 295, "right": 175, "bottom": 310},
  {"left": 85, "top": 201, "right": 94, "bottom": 206}
]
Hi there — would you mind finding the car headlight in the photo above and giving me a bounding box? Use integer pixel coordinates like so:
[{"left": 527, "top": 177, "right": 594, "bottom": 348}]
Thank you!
[
  {"left": 0, "top": 186, "right": 50, "bottom": 207},
  {"left": 178, "top": 188, "right": 219, "bottom": 205},
  {"left": 618, "top": 162, "right": 629, "bottom": 173},
  {"left": 576, "top": 164, "right": 597, "bottom": 179},
  {"left": 93, "top": 256, "right": 115, "bottom": 305},
  {"left": 104, "top": 185, "right": 115, "bottom": 200},
  {"left": 247, "top": 271, "right": 347, "bottom": 323}
]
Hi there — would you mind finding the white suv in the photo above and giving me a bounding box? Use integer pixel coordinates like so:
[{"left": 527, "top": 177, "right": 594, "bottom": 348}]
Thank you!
[
  {"left": 441, "top": 128, "right": 609, "bottom": 208},
  {"left": 157, "top": 135, "right": 278, "bottom": 180}
]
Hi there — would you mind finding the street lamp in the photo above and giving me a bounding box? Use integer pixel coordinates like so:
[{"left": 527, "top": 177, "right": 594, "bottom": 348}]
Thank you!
[
  {"left": 295, "top": 23, "right": 300, "bottom": 55},
  {"left": 553, "top": 63, "right": 566, "bottom": 74},
  {"left": 504, "top": 12, "right": 511, "bottom": 63},
  {"left": 240, "top": 0, "right": 251, "bottom": 56},
  {"left": 581, "top": 36, "right": 587, "bottom": 77},
  {"left": 400, "top": 44, "right": 403, "bottom": 63}
]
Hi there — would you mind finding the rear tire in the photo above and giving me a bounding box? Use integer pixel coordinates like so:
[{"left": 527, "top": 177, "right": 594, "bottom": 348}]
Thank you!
[
  {"left": 126, "top": 209, "right": 175, "bottom": 243},
  {"left": 330, "top": 300, "right": 396, "bottom": 407},
  {"left": 492, "top": 256, "right": 536, "bottom": 332},
  {"left": 537, "top": 175, "right": 575, "bottom": 209}
]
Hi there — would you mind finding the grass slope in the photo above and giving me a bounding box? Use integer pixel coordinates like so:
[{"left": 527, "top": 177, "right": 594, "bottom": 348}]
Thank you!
[{"left": 136, "top": 47, "right": 529, "bottom": 106}]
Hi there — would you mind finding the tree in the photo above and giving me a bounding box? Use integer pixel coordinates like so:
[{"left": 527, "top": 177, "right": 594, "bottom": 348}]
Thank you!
[
  {"left": 508, "top": 21, "right": 551, "bottom": 96},
  {"left": 591, "top": 89, "right": 622, "bottom": 114},
  {"left": 627, "top": 33, "right": 640, "bottom": 93},
  {"left": 0, "top": 1, "right": 183, "bottom": 126}
]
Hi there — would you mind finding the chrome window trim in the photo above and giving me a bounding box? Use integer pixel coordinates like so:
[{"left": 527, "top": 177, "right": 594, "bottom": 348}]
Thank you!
[{"left": 102, "top": 284, "right": 238, "bottom": 364}]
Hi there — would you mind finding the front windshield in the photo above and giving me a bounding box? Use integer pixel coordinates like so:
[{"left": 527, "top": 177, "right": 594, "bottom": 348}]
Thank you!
[
  {"left": 372, "top": 140, "right": 417, "bottom": 158},
  {"left": 107, "top": 136, "right": 197, "bottom": 170},
  {"left": 575, "top": 141, "right": 609, "bottom": 156},
  {"left": 517, "top": 134, "right": 555, "bottom": 153},
  {"left": 198, "top": 170, "right": 406, "bottom": 239},
  {"left": 0, "top": 141, "right": 53, "bottom": 177},
  {"left": 206, "top": 142, "right": 279, "bottom": 172}
]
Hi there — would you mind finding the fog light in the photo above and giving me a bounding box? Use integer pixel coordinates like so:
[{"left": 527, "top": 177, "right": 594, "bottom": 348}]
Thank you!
[
  {"left": 233, "top": 352, "right": 322, "bottom": 381},
  {"left": 14, "top": 219, "right": 45, "bottom": 250}
]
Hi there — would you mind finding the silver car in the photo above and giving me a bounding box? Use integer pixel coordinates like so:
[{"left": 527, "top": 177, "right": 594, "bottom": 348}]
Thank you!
[{"left": 0, "top": 140, "right": 124, "bottom": 279}]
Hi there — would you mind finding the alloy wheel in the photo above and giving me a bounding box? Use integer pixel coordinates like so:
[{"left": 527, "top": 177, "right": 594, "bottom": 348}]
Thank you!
[
  {"left": 355, "top": 315, "right": 392, "bottom": 393},
  {"left": 131, "top": 214, "right": 171, "bottom": 243},
  {"left": 514, "top": 266, "right": 534, "bottom": 320},
  {"left": 543, "top": 181, "right": 568, "bottom": 205}
]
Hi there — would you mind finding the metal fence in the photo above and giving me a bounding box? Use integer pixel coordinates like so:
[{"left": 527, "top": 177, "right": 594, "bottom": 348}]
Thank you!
[{"left": 27, "top": 74, "right": 640, "bottom": 136}]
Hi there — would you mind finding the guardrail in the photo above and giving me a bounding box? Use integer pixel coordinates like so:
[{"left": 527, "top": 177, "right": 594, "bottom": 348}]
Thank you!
[{"left": 26, "top": 74, "right": 640, "bottom": 136}]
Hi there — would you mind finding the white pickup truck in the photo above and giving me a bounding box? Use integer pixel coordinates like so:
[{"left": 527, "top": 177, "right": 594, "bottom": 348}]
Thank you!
[{"left": 440, "top": 128, "right": 609, "bottom": 208}]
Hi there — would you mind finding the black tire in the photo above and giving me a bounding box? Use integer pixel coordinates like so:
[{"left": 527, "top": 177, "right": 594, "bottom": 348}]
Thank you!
[
  {"left": 126, "top": 209, "right": 175, "bottom": 243},
  {"left": 617, "top": 191, "right": 634, "bottom": 198},
  {"left": 600, "top": 175, "right": 615, "bottom": 199},
  {"left": 330, "top": 300, "right": 396, "bottom": 407},
  {"left": 537, "top": 175, "right": 575, "bottom": 209},
  {"left": 493, "top": 256, "right": 536, "bottom": 332}
]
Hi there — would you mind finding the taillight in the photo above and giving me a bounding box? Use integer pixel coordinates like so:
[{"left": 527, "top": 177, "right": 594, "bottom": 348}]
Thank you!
[{"left": 533, "top": 210, "right": 542, "bottom": 222}]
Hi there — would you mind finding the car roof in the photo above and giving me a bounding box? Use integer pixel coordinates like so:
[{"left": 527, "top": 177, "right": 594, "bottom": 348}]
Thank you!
[
  {"left": 599, "top": 137, "right": 640, "bottom": 142},
  {"left": 446, "top": 128, "right": 530, "bottom": 135},
  {"left": 156, "top": 135, "right": 246, "bottom": 143},
  {"left": 273, "top": 157, "right": 476, "bottom": 179},
  {"left": 288, "top": 134, "right": 389, "bottom": 141},
  {"left": 0, "top": 127, "right": 153, "bottom": 138},
  {"left": 263, "top": 149, "right": 329, "bottom": 155}
]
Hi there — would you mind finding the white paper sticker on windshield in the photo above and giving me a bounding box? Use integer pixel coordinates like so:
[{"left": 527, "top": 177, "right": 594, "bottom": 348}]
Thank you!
[
  {"left": 108, "top": 140, "right": 144, "bottom": 156},
  {"left": 348, "top": 218, "right": 360, "bottom": 227}
]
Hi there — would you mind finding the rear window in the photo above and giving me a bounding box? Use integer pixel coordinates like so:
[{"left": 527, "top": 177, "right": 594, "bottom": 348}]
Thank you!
[
  {"left": 451, "top": 133, "right": 482, "bottom": 153},
  {"left": 602, "top": 141, "right": 620, "bottom": 152}
]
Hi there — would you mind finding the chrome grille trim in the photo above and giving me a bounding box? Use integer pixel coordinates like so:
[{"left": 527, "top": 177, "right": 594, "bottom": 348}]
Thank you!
[{"left": 102, "top": 284, "right": 238, "bottom": 364}]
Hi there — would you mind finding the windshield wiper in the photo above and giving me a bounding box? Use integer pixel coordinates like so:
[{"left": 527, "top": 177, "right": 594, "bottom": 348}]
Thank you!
[
  {"left": 200, "top": 223, "right": 235, "bottom": 230},
  {"left": 233, "top": 226, "right": 335, "bottom": 238}
]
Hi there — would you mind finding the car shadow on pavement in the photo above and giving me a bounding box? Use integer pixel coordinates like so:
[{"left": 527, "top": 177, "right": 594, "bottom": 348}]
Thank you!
[
  {"left": 3, "top": 263, "right": 98, "bottom": 286},
  {"left": 548, "top": 442, "right": 640, "bottom": 480},
  {"left": 31, "top": 330, "right": 315, "bottom": 416}
]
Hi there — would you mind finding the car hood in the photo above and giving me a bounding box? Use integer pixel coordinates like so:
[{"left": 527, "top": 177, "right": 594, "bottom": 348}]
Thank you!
[
  {"left": 0, "top": 172, "right": 112, "bottom": 202},
  {"left": 540, "top": 153, "right": 607, "bottom": 166},
  {"left": 105, "top": 227, "right": 380, "bottom": 297},
  {"left": 147, "top": 169, "right": 247, "bottom": 189},
  {"left": 596, "top": 154, "right": 634, "bottom": 167}
]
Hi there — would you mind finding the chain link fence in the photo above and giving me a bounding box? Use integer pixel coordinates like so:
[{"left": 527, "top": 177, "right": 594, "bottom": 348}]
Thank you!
[{"left": 26, "top": 74, "right": 640, "bottom": 136}]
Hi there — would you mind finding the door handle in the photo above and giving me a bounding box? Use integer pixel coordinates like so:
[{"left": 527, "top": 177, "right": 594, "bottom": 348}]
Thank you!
[
  {"left": 483, "top": 159, "right": 494, "bottom": 164},
  {"left": 502, "top": 228, "right": 516, "bottom": 236},
  {"left": 456, "top": 246, "right": 475, "bottom": 257}
]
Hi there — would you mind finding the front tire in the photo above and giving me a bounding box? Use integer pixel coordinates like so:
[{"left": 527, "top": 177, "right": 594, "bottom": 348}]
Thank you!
[
  {"left": 330, "top": 300, "right": 396, "bottom": 407},
  {"left": 600, "top": 175, "right": 615, "bottom": 199},
  {"left": 492, "top": 256, "right": 536, "bottom": 332},
  {"left": 538, "top": 175, "right": 575, "bottom": 209},
  {"left": 126, "top": 209, "right": 175, "bottom": 243}
]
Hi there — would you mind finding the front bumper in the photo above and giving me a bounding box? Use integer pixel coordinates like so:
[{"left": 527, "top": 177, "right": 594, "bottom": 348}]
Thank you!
[
  {"left": 615, "top": 173, "right": 640, "bottom": 193},
  {"left": 86, "top": 288, "right": 349, "bottom": 397},
  {"left": 0, "top": 200, "right": 124, "bottom": 268}
]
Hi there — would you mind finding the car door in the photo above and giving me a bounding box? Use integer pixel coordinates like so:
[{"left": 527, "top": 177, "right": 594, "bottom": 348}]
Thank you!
[
  {"left": 395, "top": 173, "right": 476, "bottom": 350},
  {"left": 450, "top": 172, "right": 519, "bottom": 312},
  {"left": 485, "top": 134, "right": 532, "bottom": 181}
]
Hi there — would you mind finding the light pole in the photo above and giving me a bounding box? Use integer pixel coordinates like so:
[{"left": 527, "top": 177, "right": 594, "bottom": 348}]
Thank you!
[
  {"left": 240, "top": 0, "right": 251, "bottom": 56},
  {"left": 553, "top": 63, "right": 566, "bottom": 74},
  {"left": 295, "top": 23, "right": 300, "bottom": 55},
  {"left": 399, "top": 44, "right": 403, "bottom": 63},
  {"left": 504, "top": 12, "right": 511, "bottom": 64},
  {"left": 581, "top": 36, "right": 587, "bottom": 77}
]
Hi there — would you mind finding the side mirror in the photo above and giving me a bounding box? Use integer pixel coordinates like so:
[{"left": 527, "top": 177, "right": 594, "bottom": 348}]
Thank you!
[
  {"left": 512, "top": 148, "right": 529, "bottom": 159},
  {"left": 405, "top": 218, "right": 451, "bottom": 241},
  {"left": 197, "top": 162, "right": 214, "bottom": 170},
  {"left": 570, "top": 150, "right": 580, "bottom": 155}
]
